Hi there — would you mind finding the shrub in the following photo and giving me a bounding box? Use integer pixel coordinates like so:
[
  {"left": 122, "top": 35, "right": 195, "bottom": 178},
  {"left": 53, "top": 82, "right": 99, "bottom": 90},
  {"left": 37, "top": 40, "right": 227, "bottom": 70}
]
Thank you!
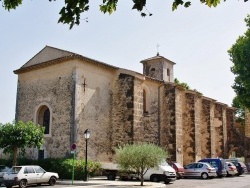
[{"left": 0, "top": 157, "right": 101, "bottom": 180}]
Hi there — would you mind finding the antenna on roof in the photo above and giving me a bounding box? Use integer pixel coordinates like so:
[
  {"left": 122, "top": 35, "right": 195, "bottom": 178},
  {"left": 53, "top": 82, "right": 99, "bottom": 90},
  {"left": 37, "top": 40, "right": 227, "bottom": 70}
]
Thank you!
[{"left": 156, "top": 43, "right": 160, "bottom": 56}]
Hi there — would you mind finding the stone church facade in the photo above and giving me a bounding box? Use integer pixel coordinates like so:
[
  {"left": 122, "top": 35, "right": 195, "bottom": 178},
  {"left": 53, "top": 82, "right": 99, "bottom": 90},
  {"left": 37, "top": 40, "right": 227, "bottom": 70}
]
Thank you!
[{"left": 12, "top": 46, "right": 245, "bottom": 166}]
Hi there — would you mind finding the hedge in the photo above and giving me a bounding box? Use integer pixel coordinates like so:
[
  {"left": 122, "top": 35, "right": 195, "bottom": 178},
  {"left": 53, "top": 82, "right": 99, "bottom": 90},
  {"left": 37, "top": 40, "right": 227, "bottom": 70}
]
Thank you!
[{"left": 0, "top": 157, "right": 101, "bottom": 180}]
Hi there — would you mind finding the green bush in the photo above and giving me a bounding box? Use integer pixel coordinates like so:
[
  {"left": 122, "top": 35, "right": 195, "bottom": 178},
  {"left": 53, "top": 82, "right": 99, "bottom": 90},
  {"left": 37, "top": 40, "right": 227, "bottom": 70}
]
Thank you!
[{"left": 0, "top": 157, "right": 101, "bottom": 180}]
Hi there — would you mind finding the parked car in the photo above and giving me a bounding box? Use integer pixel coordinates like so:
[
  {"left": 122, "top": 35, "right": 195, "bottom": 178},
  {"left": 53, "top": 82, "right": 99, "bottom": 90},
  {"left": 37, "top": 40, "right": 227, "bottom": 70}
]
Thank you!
[
  {"left": 183, "top": 162, "right": 217, "bottom": 179},
  {"left": 3, "top": 165, "right": 59, "bottom": 188},
  {"left": 234, "top": 162, "right": 248, "bottom": 176},
  {"left": 225, "top": 159, "right": 248, "bottom": 176},
  {"left": 198, "top": 158, "right": 227, "bottom": 177},
  {"left": 139, "top": 161, "right": 176, "bottom": 184},
  {"left": 168, "top": 162, "right": 184, "bottom": 179},
  {"left": 0, "top": 165, "right": 10, "bottom": 186},
  {"left": 225, "top": 162, "right": 238, "bottom": 176}
]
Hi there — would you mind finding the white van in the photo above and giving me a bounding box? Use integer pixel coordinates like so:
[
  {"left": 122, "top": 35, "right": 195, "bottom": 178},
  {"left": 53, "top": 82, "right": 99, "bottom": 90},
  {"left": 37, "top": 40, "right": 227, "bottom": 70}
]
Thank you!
[
  {"left": 101, "top": 161, "right": 176, "bottom": 183},
  {"left": 142, "top": 161, "right": 176, "bottom": 184}
]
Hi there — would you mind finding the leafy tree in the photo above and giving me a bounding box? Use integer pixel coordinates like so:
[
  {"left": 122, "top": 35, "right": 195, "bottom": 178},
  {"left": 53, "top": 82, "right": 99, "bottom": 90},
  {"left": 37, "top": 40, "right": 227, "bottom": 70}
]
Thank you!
[
  {"left": 0, "top": 121, "right": 44, "bottom": 166},
  {"left": 232, "top": 96, "right": 245, "bottom": 123},
  {"left": 229, "top": 15, "right": 250, "bottom": 111},
  {"left": 1, "top": 0, "right": 248, "bottom": 29},
  {"left": 115, "top": 143, "right": 167, "bottom": 186}
]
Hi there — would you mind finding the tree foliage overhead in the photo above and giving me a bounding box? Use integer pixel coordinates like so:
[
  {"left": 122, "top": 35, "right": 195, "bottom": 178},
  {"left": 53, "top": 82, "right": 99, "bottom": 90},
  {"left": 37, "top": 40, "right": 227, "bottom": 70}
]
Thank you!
[
  {"left": 229, "top": 15, "right": 250, "bottom": 111},
  {"left": 0, "top": 121, "right": 44, "bottom": 166},
  {"left": 115, "top": 143, "right": 167, "bottom": 186},
  {"left": 232, "top": 96, "right": 245, "bottom": 122},
  {"left": 1, "top": 0, "right": 248, "bottom": 29}
]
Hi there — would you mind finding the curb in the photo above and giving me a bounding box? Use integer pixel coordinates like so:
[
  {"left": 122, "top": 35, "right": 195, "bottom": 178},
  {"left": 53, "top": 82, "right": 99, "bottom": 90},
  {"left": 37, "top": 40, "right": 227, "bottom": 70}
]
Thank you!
[{"left": 57, "top": 178, "right": 167, "bottom": 187}]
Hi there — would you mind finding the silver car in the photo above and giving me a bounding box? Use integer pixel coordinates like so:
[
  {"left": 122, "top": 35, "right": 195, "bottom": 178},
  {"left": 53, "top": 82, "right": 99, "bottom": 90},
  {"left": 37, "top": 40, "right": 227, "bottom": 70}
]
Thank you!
[
  {"left": 3, "top": 165, "right": 59, "bottom": 188},
  {"left": 183, "top": 162, "right": 217, "bottom": 179},
  {"left": 225, "top": 162, "right": 238, "bottom": 176}
]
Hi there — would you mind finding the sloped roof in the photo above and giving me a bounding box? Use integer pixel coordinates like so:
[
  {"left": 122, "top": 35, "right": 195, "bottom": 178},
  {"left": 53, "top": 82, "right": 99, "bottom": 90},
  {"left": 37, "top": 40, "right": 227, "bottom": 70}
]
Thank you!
[
  {"left": 140, "top": 55, "right": 176, "bottom": 65},
  {"left": 14, "top": 46, "right": 119, "bottom": 74}
]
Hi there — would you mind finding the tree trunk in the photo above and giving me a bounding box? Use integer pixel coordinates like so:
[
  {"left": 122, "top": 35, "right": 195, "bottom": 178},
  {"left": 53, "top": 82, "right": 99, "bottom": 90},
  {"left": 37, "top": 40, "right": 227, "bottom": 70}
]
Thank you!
[
  {"left": 140, "top": 174, "right": 144, "bottom": 186},
  {"left": 12, "top": 147, "right": 18, "bottom": 166}
]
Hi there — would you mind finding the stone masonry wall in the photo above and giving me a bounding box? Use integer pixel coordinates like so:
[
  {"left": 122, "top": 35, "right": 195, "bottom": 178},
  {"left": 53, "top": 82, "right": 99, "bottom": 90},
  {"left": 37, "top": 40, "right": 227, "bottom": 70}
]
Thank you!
[
  {"left": 75, "top": 65, "right": 115, "bottom": 162},
  {"left": 182, "top": 92, "right": 195, "bottom": 165},
  {"left": 133, "top": 79, "right": 144, "bottom": 143},
  {"left": 141, "top": 83, "right": 159, "bottom": 144},
  {"left": 160, "top": 83, "right": 177, "bottom": 161},
  {"left": 144, "top": 60, "right": 163, "bottom": 81},
  {"left": 245, "top": 109, "right": 250, "bottom": 137},
  {"left": 133, "top": 78, "right": 160, "bottom": 144},
  {"left": 226, "top": 108, "right": 244, "bottom": 158},
  {"left": 16, "top": 63, "right": 73, "bottom": 159},
  {"left": 200, "top": 99, "right": 212, "bottom": 158},
  {"left": 194, "top": 95, "right": 201, "bottom": 161},
  {"left": 175, "top": 87, "right": 183, "bottom": 164},
  {"left": 214, "top": 103, "right": 224, "bottom": 158},
  {"left": 110, "top": 73, "right": 134, "bottom": 157},
  {"left": 13, "top": 56, "right": 243, "bottom": 166}
]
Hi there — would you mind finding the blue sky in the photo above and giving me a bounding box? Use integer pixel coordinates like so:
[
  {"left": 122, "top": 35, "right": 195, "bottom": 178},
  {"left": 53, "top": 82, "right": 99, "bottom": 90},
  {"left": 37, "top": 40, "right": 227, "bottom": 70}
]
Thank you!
[{"left": 0, "top": 0, "right": 250, "bottom": 124}]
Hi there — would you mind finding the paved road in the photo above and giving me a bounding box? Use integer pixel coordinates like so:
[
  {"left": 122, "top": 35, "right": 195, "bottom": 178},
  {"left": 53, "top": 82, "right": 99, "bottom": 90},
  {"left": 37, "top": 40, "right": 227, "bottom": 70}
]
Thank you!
[
  {"left": 167, "top": 174, "right": 250, "bottom": 188},
  {"left": 2, "top": 174, "right": 250, "bottom": 188}
]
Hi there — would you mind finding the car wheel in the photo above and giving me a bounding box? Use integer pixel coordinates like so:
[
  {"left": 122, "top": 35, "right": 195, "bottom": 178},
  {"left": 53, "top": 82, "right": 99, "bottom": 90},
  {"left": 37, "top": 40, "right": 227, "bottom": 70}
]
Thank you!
[
  {"left": 49, "top": 177, "right": 57, "bottom": 186},
  {"left": 164, "top": 179, "right": 171, "bottom": 184},
  {"left": 19, "top": 179, "right": 27, "bottom": 188},
  {"left": 150, "top": 175, "right": 160, "bottom": 182},
  {"left": 201, "top": 172, "right": 209, "bottom": 179},
  {"left": 107, "top": 173, "right": 116, "bottom": 180}
]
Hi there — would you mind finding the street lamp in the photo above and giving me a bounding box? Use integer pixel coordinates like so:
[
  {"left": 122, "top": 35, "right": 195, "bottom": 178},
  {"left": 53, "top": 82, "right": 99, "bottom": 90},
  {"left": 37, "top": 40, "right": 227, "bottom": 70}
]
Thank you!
[{"left": 83, "top": 129, "right": 90, "bottom": 181}]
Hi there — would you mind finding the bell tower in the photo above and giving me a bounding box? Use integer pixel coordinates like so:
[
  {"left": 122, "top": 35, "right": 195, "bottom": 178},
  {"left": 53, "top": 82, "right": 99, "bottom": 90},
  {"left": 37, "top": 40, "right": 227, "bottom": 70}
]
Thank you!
[{"left": 140, "top": 53, "right": 175, "bottom": 82}]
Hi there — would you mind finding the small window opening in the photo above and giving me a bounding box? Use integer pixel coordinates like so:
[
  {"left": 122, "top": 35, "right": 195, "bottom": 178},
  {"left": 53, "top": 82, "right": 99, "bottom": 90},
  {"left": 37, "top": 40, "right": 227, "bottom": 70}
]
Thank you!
[
  {"left": 38, "top": 150, "right": 44, "bottom": 160},
  {"left": 167, "top": 68, "right": 170, "bottom": 76},
  {"left": 143, "top": 89, "right": 148, "bottom": 114}
]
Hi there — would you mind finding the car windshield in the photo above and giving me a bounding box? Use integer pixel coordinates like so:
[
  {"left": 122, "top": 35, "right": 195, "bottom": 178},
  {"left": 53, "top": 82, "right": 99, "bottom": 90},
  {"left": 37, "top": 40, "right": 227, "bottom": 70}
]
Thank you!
[
  {"left": 8, "top": 167, "right": 22, "bottom": 174},
  {"left": 161, "top": 161, "right": 170, "bottom": 166}
]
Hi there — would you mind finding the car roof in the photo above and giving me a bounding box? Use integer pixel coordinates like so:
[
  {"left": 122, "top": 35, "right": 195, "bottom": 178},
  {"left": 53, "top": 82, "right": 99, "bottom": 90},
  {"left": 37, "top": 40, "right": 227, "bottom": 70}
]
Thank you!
[
  {"left": 12, "top": 165, "right": 40, "bottom": 167},
  {"left": 225, "top": 161, "right": 234, "bottom": 164}
]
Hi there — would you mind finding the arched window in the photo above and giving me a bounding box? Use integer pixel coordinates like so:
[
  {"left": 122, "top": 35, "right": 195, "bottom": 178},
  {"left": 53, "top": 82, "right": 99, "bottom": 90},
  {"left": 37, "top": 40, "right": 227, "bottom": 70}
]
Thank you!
[
  {"left": 38, "top": 106, "right": 50, "bottom": 134},
  {"left": 43, "top": 109, "right": 50, "bottom": 134}
]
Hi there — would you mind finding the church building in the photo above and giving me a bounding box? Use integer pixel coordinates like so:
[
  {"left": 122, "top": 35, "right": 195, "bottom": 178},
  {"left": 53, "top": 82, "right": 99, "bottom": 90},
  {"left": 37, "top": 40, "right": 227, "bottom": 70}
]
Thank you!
[{"left": 12, "top": 46, "right": 243, "bottom": 166}]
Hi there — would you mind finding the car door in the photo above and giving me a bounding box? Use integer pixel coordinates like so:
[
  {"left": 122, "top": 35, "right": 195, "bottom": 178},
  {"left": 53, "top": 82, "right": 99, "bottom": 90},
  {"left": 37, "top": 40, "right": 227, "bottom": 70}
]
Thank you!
[
  {"left": 34, "top": 166, "right": 49, "bottom": 183},
  {"left": 184, "top": 163, "right": 196, "bottom": 177},
  {"left": 24, "top": 166, "right": 37, "bottom": 184},
  {"left": 194, "top": 163, "right": 204, "bottom": 177},
  {"left": 33, "top": 166, "right": 47, "bottom": 183}
]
